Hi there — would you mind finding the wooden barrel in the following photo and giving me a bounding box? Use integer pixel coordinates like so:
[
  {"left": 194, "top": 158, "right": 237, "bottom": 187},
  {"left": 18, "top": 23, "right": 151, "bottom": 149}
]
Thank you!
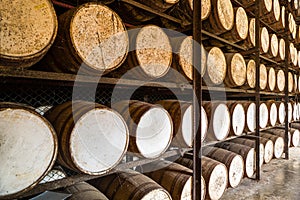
[
  {"left": 240, "top": 101, "right": 256, "bottom": 132},
  {"left": 238, "top": 18, "right": 255, "bottom": 48},
  {"left": 202, "top": 0, "right": 234, "bottom": 35},
  {"left": 45, "top": 101, "right": 129, "bottom": 175},
  {"left": 0, "top": 103, "right": 58, "bottom": 198},
  {"left": 269, "top": 34, "right": 279, "bottom": 58},
  {"left": 270, "top": 6, "right": 285, "bottom": 31},
  {"left": 293, "top": 102, "right": 300, "bottom": 121},
  {"left": 204, "top": 47, "right": 227, "bottom": 85},
  {"left": 266, "top": 100, "right": 278, "bottom": 126},
  {"left": 232, "top": 136, "right": 274, "bottom": 164},
  {"left": 224, "top": 53, "right": 247, "bottom": 87},
  {"left": 246, "top": 60, "right": 256, "bottom": 89},
  {"left": 260, "top": 64, "right": 268, "bottom": 90},
  {"left": 290, "top": 128, "right": 300, "bottom": 147},
  {"left": 289, "top": 13, "right": 297, "bottom": 39},
  {"left": 227, "top": 102, "right": 245, "bottom": 136},
  {"left": 248, "top": 0, "right": 272, "bottom": 15},
  {"left": 111, "top": 25, "right": 172, "bottom": 80},
  {"left": 260, "top": 103, "right": 269, "bottom": 129},
  {"left": 289, "top": 102, "right": 293, "bottom": 123},
  {"left": 261, "top": 0, "right": 281, "bottom": 24},
  {"left": 89, "top": 169, "right": 172, "bottom": 200},
  {"left": 229, "top": 137, "right": 265, "bottom": 166},
  {"left": 58, "top": 0, "right": 115, "bottom": 6},
  {"left": 273, "top": 38, "right": 285, "bottom": 62},
  {"left": 64, "top": 182, "right": 109, "bottom": 200},
  {"left": 113, "top": 0, "right": 179, "bottom": 25},
  {"left": 260, "top": 132, "right": 284, "bottom": 158},
  {"left": 213, "top": 142, "right": 255, "bottom": 178},
  {"left": 174, "top": 158, "right": 206, "bottom": 200},
  {"left": 203, "top": 102, "right": 231, "bottom": 141},
  {"left": 268, "top": 67, "right": 276, "bottom": 91},
  {"left": 276, "top": 101, "right": 285, "bottom": 124},
  {"left": 142, "top": 160, "right": 194, "bottom": 200},
  {"left": 294, "top": 74, "right": 298, "bottom": 93},
  {"left": 0, "top": 0, "right": 57, "bottom": 68},
  {"left": 261, "top": 27, "right": 270, "bottom": 54},
  {"left": 171, "top": 36, "right": 206, "bottom": 81},
  {"left": 162, "top": 0, "right": 211, "bottom": 29},
  {"left": 112, "top": 100, "right": 173, "bottom": 158},
  {"left": 264, "top": 128, "right": 291, "bottom": 147},
  {"left": 276, "top": 69, "right": 285, "bottom": 92},
  {"left": 290, "top": 43, "right": 298, "bottom": 67},
  {"left": 156, "top": 100, "right": 208, "bottom": 147},
  {"left": 288, "top": 72, "right": 294, "bottom": 93},
  {"left": 202, "top": 147, "right": 244, "bottom": 188},
  {"left": 45, "top": 3, "right": 128, "bottom": 75},
  {"left": 221, "top": 7, "right": 248, "bottom": 43}
]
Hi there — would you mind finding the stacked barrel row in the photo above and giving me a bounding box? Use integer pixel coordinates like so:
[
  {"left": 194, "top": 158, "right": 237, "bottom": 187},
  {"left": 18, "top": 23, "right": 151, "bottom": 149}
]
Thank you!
[
  {"left": 1, "top": 0, "right": 299, "bottom": 95},
  {"left": 202, "top": 100, "right": 300, "bottom": 142},
  {"left": 0, "top": 100, "right": 200, "bottom": 198}
]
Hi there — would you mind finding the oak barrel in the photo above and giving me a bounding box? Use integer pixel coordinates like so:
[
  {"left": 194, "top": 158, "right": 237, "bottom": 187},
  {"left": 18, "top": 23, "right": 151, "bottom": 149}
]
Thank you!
[
  {"left": 213, "top": 142, "right": 255, "bottom": 178},
  {"left": 266, "top": 100, "right": 278, "bottom": 126},
  {"left": 260, "top": 103, "right": 269, "bottom": 129},
  {"left": 0, "top": 103, "right": 57, "bottom": 198},
  {"left": 278, "top": 38, "right": 286, "bottom": 61},
  {"left": 171, "top": 36, "right": 206, "bottom": 80},
  {"left": 264, "top": 127, "right": 291, "bottom": 147},
  {"left": 289, "top": 102, "right": 293, "bottom": 123},
  {"left": 270, "top": 6, "right": 285, "bottom": 31},
  {"left": 276, "top": 101, "right": 286, "bottom": 124},
  {"left": 45, "top": 101, "right": 129, "bottom": 175},
  {"left": 142, "top": 160, "right": 194, "bottom": 200},
  {"left": 290, "top": 43, "right": 298, "bottom": 66},
  {"left": 260, "top": 64, "right": 268, "bottom": 90},
  {"left": 289, "top": 72, "right": 295, "bottom": 93},
  {"left": 229, "top": 137, "right": 264, "bottom": 167},
  {"left": 178, "top": 156, "right": 227, "bottom": 200},
  {"left": 0, "top": 0, "right": 57, "bottom": 68},
  {"left": 203, "top": 102, "right": 231, "bottom": 141},
  {"left": 89, "top": 169, "right": 172, "bottom": 200},
  {"left": 268, "top": 34, "right": 279, "bottom": 58},
  {"left": 240, "top": 101, "right": 256, "bottom": 132},
  {"left": 221, "top": 7, "right": 249, "bottom": 43},
  {"left": 64, "top": 182, "right": 108, "bottom": 200},
  {"left": 231, "top": 136, "right": 273, "bottom": 164},
  {"left": 276, "top": 69, "right": 285, "bottom": 92},
  {"left": 261, "top": 0, "right": 281, "bottom": 24},
  {"left": 248, "top": 0, "right": 272, "bottom": 15},
  {"left": 112, "top": 100, "right": 173, "bottom": 158},
  {"left": 246, "top": 60, "right": 256, "bottom": 89},
  {"left": 268, "top": 67, "right": 276, "bottom": 91},
  {"left": 224, "top": 53, "right": 247, "bottom": 87},
  {"left": 202, "top": 146, "right": 244, "bottom": 188},
  {"left": 45, "top": 3, "right": 128, "bottom": 75},
  {"left": 260, "top": 132, "right": 284, "bottom": 158},
  {"left": 227, "top": 102, "right": 245, "bottom": 136},
  {"left": 156, "top": 100, "right": 208, "bottom": 147},
  {"left": 294, "top": 74, "right": 298, "bottom": 92},
  {"left": 202, "top": 0, "right": 234, "bottom": 35},
  {"left": 290, "top": 128, "right": 300, "bottom": 147},
  {"left": 204, "top": 47, "right": 227, "bottom": 85}
]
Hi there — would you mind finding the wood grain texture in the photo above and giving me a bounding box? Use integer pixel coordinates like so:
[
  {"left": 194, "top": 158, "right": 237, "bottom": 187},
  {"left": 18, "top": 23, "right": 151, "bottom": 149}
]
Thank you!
[
  {"left": 45, "top": 3, "right": 128, "bottom": 75},
  {"left": 0, "top": 0, "right": 57, "bottom": 68},
  {"left": 89, "top": 169, "right": 172, "bottom": 200}
]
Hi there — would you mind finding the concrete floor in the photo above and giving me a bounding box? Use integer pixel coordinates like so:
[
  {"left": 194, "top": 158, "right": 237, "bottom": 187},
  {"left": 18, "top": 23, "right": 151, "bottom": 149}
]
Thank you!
[{"left": 221, "top": 147, "right": 300, "bottom": 200}]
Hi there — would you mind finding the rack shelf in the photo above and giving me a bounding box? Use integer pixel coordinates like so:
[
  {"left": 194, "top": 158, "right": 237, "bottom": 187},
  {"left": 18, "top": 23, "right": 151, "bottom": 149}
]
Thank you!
[{"left": 12, "top": 148, "right": 192, "bottom": 200}]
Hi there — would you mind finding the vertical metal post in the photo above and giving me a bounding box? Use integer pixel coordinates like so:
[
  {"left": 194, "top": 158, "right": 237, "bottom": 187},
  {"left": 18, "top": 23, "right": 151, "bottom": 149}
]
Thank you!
[
  {"left": 254, "top": 0, "right": 261, "bottom": 180},
  {"left": 284, "top": 5, "right": 289, "bottom": 160},
  {"left": 193, "top": 0, "right": 202, "bottom": 200}
]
